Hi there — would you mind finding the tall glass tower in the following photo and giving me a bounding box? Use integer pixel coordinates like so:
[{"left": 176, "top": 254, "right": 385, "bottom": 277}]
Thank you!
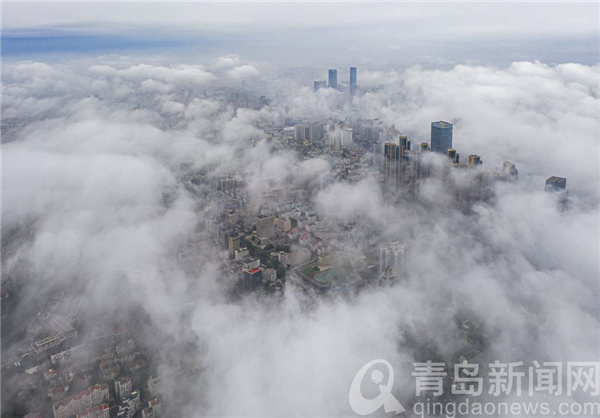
[
  {"left": 430, "top": 121, "right": 453, "bottom": 153},
  {"left": 349, "top": 67, "right": 357, "bottom": 95},
  {"left": 328, "top": 69, "right": 337, "bottom": 89}
]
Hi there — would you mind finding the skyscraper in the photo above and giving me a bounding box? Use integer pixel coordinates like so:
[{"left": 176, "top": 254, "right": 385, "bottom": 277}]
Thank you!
[
  {"left": 384, "top": 142, "right": 400, "bottom": 189},
  {"left": 545, "top": 176, "right": 567, "bottom": 192},
  {"left": 341, "top": 128, "right": 353, "bottom": 148},
  {"left": 309, "top": 121, "right": 322, "bottom": 143},
  {"left": 431, "top": 121, "right": 453, "bottom": 153},
  {"left": 328, "top": 69, "right": 337, "bottom": 89},
  {"left": 313, "top": 80, "right": 326, "bottom": 91},
  {"left": 294, "top": 124, "right": 305, "bottom": 143},
  {"left": 379, "top": 241, "right": 404, "bottom": 284},
  {"left": 383, "top": 136, "right": 410, "bottom": 189},
  {"left": 545, "top": 176, "right": 569, "bottom": 211},
  {"left": 349, "top": 67, "right": 357, "bottom": 96}
]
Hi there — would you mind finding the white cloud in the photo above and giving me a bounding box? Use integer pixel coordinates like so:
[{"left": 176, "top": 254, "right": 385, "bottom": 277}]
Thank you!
[
  {"left": 2, "top": 57, "right": 599, "bottom": 416},
  {"left": 227, "top": 64, "right": 260, "bottom": 81}
]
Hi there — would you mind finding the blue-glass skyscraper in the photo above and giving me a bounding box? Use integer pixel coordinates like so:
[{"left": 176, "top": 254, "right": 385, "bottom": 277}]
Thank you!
[
  {"left": 349, "top": 67, "right": 357, "bottom": 96},
  {"left": 328, "top": 69, "right": 337, "bottom": 89},
  {"left": 430, "top": 121, "right": 453, "bottom": 153}
]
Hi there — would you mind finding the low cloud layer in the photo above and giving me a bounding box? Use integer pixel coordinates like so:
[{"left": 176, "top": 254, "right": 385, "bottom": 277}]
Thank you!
[{"left": 2, "top": 56, "right": 599, "bottom": 417}]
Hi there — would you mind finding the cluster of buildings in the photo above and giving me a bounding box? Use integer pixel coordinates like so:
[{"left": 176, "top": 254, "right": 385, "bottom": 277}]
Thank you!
[
  {"left": 49, "top": 378, "right": 162, "bottom": 418},
  {"left": 196, "top": 110, "right": 571, "bottom": 298},
  {"left": 31, "top": 316, "right": 78, "bottom": 361},
  {"left": 12, "top": 318, "right": 165, "bottom": 418},
  {"left": 6, "top": 70, "right": 573, "bottom": 417},
  {"left": 289, "top": 119, "right": 355, "bottom": 151},
  {"left": 52, "top": 384, "right": 109, "bottom": 418},
  {"left": 201, "top": 178, "right": 413, "bottom": 295},
  {"left": 381, "top": 121, "right": 520, "bottom": 206},
  {"left": 314, "top": 66, "right": 358, "bottom": 96}
]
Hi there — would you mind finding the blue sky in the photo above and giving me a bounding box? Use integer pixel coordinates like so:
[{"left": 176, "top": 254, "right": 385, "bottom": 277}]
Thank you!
[{"left": 2, "top": 2, "right": 599, "bottom": 67}]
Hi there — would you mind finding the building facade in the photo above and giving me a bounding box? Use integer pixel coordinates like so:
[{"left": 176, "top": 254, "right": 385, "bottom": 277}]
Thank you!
[
  {"left": 115, "top": 376, "right": 132, "bottom": 400},
  {"left": 431, "top": 121, "right": 453, "bottom": 154},
  {"left": 379, "top": 241, "right": 405, "bottom": 279},
  {"left": 76, "top": 403, "right": 110, "bottom": 418},
  {"left": 53, "top": 384, "right": 109, "bottom": 418},
  {"left": 328, "top": 69, "right": 337, "bottom": 89},
  {"left": 349, "top": 67, "right": 357, "bottom": 96},
  {"left": 256, "top": 215, "right": 274, "bottom": 239}
]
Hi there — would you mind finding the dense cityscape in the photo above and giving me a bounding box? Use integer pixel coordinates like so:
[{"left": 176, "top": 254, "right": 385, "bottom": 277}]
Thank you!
[
  {"left": 1, "top": 65, "right": 577, "bottom": 418},
  {"left": 1, "top": 3, "right": 598, "bottom": 418}
]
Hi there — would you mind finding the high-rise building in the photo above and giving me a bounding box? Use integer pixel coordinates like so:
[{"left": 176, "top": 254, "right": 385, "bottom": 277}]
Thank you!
[
  {"left": 431, "top": 121, "right": 453, "bottom": 153},
  {"left": 115, "top": 377, "right": 132, "bottom": 400},
  {"left": 227, "top": 233, "right": 240, "bottom": 257},
  {"left": 545, "top": 176, "right": 569, "bottom": 211},
  {"left": 328, "top": 69, "right": 337, "bottom": 89},
  {"left": 241, "top": 268, "right": 263, "bottom": 292},
  {"left": 326, "top": 131, "right": 341, "bottom": 150},
  {"left": 383, "top": 136, "right": 410, "bottom": 189},
  {"left": 468, "top": 155, "right": 482, "bottom": 166},
  {"left": 309, "top": 121, "right": 322, "bottom": 143},
  {"left": 294, "top": 124, "right": 305, "bottom": 143},
  {"left": 256, "top": 215, "right": 274, "bottom": 238},
  {"left": 399, "top": 135, "right": 410, "bottom": 152},
  {"left": 117, "top": 390, "right": 140, "bottom": 418},
  {"left": 341, "top": 128, "right": 353, "bottom": 148},
  {"left": 147, "top": 375, "right": 162, "bottom": 398},
  {"left": 234, "top": 247, "right": 249, "bottom": 262},
  {"left": 349, "top": 67, "right": 357, "bottom": 96},
  {"left": 313, "top": 81, "right": 326, "bottom": 91},
  {"left": 142, "top": 398, "right": 162, "bottom": 418},
  {"left": 384, "top": 142, "right": 400, "bottom": 189},
  {"left": 545, "top": 176, "right": 567, "bottom": 192},
  {"left": 53, "top": 384, "right": 109, "bottom": 418},
  {"left": 76, "top": 403, "right": 110, "bottom": 418},
  {"left": 379, "top": 241, "right": 404, "bottom": 284}
]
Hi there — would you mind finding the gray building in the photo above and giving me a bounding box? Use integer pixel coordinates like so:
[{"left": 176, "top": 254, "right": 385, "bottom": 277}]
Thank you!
[
  {"left": 328, "top": 69, "right": 337, "bottom": 89},
  {"left": 545, "top": 176, "right": 567, "bottom": 192},
  {"left": 31, "top": 316, "right": 78, "bottom": 360},
  {"left": 349, "top": 67, "right": 357, "bottom": 96},
  {"left": 379, "top": 241, "right": 404, "bottom": 277},
  {"left": 431, "top": 121, "right": 453, "bottom": 154},
  {"left": 256, "top": 215, "right": 274, "bottom": 238},
  {"left": 545, "top": 176, "right": 569, "bottom": 211}
]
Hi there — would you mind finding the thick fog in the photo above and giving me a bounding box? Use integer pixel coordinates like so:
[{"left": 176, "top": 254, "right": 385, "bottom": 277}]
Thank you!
[{"left": 2, "top": 56, "right": 599, "bottom": 417}]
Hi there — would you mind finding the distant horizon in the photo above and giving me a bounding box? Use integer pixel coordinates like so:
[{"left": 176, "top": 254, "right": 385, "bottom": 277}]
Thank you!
[{"left": 3, "top": 2, "right": 599, "bottom": 66}]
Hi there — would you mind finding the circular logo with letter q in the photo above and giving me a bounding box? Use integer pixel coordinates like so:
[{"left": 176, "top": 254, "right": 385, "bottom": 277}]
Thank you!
[{"left": 349, "top": 359, "right": 405, "bottom": 415}]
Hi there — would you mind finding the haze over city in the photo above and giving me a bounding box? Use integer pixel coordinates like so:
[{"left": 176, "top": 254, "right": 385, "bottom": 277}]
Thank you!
[{"left": 1, "top": 2, "right": 599, "bottom": 418}]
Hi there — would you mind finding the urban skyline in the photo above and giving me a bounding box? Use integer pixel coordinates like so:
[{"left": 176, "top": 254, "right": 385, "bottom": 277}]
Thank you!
[{"left": 1, "top": 2, "right": 599, "bottom": 418}]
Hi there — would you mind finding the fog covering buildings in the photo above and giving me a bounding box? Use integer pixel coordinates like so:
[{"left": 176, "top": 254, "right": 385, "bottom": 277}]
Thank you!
[{"left": 1, "top": 3, "right": 600, "bottom": 418}]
